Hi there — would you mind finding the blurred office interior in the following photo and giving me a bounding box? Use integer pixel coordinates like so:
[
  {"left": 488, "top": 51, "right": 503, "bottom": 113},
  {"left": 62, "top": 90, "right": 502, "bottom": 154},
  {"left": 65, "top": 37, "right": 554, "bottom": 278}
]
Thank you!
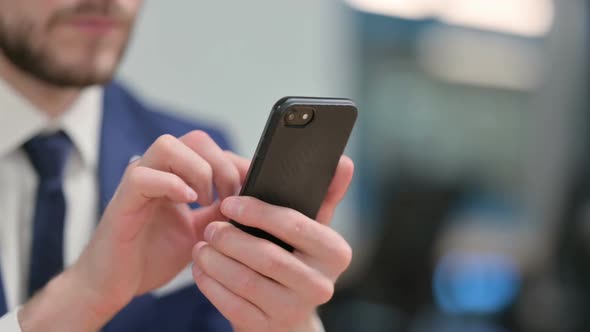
[{"left": 119, "top": 1, "right": 590, "bottom": 331}]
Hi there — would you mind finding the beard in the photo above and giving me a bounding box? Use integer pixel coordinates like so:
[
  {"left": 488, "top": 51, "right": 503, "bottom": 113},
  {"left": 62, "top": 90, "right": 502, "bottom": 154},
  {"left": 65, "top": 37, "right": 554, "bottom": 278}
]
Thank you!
[{"left": 0, "top": 1, "right": 135, "bottom": 88}]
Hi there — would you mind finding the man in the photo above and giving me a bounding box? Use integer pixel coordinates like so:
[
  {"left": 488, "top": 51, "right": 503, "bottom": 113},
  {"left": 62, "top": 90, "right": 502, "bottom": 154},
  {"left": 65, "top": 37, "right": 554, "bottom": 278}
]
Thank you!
[{"left": 0, "top": 1, "right": 355, "bottom": 331}]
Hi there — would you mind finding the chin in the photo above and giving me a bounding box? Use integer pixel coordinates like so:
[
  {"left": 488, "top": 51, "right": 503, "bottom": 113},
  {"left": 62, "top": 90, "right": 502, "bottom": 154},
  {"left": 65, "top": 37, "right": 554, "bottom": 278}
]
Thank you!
[
  {"left": 38, "top": 62, "right": 118, "bottom": 87},
  {"left": 49, "top": 53, "right": 122, "bottom": 86}
]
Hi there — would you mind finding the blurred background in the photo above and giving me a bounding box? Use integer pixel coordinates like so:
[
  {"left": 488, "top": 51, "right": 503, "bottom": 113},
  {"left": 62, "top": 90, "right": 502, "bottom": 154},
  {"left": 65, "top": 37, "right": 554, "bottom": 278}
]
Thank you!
[{"left": 118, "top": 1, "right": 590, "bottom": 331}]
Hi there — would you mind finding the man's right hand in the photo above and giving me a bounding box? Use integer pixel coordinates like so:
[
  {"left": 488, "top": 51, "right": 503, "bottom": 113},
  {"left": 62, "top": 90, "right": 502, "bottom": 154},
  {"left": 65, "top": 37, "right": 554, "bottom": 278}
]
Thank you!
[{"left": 18, "top": 130, "right": 246, "bottom": 332}]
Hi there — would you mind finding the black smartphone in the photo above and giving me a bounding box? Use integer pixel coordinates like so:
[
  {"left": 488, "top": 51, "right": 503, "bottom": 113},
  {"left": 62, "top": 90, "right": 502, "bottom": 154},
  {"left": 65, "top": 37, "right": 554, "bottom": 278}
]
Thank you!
[{"left": 231, "top": 97, "right": 358, "bottom": 251}]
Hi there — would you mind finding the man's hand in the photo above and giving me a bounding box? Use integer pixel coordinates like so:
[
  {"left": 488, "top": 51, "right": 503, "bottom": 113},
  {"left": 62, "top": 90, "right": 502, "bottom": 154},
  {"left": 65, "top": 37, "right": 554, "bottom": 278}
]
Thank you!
[
  {"left": 192, "top": 155, "right": 354, "bottom": 332},
  {"left": 19, "top": 131, "right": 242, "bottom": 331}
]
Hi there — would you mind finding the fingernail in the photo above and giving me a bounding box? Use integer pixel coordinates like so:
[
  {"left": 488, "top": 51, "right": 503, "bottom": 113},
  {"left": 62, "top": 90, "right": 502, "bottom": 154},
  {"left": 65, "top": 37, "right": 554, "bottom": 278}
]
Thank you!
[
  {"left": 222, "top": 197, "right": 242, "bottom": 217},
  {"left": 192, "top": 241, "right": 206, "bottom": 260},
  {"left": 186, "top": 187, "right": 198, "bottom": 201},
  {"left": 204, "top": 224, "right": 216, "bottom": 242}
]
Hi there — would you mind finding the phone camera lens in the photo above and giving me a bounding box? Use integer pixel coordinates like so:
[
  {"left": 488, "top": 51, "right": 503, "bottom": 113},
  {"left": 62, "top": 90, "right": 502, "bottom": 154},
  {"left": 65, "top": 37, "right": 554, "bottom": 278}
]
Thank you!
[{"left": 285, "top": 108, "right": 314, "bottom": 127}]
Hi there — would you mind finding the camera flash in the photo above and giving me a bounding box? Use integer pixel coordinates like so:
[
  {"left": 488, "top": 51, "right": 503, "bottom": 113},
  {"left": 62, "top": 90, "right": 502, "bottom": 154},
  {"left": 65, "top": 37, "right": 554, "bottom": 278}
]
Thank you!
[{"left": 302, "top": 114, "right": 309, "bottom": 120}]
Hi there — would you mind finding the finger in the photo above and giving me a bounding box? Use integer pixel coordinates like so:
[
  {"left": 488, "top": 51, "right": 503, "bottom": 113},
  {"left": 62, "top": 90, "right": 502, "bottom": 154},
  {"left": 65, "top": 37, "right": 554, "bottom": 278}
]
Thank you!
[
  {"left": 316, "top": 155, "right": 354, "bottom": 225},
  {"left": 117, "top": 166, "right": 197, "bottom": 212},
  {"left": 203, "top": 222, "right": 335, "bottom": 304},
  {"left": 180, "top": 131, "right": 241, "bottom": 200},
  {"left": 192, "top": 262, "right": 269, "bottom": 331},
  {"left": 139, "top": 134, "right": 214, "bottom": 206},
  {"left": 224, "top": 151, "right": 251, "bottom": 183},
  {"left": 220, "top": 196, "right": 351, "bottom": 264},
  {"left": 193, "top": 242, "right": 307, "bottom": 322},
  {"left": 111, "top": 166, "right": 197, "bottom": 241}
]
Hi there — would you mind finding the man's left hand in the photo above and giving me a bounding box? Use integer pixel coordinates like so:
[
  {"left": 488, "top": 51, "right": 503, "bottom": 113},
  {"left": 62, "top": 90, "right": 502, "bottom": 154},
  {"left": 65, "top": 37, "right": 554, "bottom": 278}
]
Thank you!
[{"left": 192, "top": 154, "right": 354, "bottom": 332}]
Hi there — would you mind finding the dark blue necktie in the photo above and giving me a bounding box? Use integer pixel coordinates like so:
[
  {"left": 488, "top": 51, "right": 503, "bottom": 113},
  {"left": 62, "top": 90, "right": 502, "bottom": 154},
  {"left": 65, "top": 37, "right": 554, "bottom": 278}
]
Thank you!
[{"left": 23, "top": 131, "right": 72, "bottom": 298}]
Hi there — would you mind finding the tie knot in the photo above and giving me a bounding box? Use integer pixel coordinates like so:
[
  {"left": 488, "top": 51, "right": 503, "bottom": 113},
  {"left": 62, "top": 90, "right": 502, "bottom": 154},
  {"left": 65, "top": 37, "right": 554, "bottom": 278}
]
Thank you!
[{"left": 23, "top": 131, "right": 73, "bottom": 180}]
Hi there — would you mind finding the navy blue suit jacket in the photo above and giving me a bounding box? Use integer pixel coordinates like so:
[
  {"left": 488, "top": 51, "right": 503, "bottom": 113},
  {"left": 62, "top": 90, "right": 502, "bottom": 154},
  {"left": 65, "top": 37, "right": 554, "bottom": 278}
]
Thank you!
[{"left": 0, "top": 82, "right": 233, "bottom": 331}]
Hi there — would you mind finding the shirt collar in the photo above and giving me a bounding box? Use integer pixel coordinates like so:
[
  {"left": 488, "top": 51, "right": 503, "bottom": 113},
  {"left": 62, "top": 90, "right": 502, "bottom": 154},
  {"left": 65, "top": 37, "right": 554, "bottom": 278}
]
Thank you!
[
  {"left": 60, "top": 86, "right": 102, "bottom": 168},
  {"left": 0, "top": 78, "right": 103, "bottom": 169}
]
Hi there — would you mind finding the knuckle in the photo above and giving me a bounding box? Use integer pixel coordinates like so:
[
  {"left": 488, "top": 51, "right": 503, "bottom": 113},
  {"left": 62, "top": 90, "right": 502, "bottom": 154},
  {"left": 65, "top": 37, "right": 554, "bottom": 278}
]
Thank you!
[
  {"left": 196, "top": 162, "right": 213, "bottom": 181},
  {"left": 126, "top": 167, "right": 144, "bottom": 187},
  {"left": 312, "top": 278, "right": 334, "bottom": 305},
  {"left": 235, "top": 272, "right": 258, "bottom": 295},
  {"left": 217, "top": 166, "right": 240, "bottom": 185},
  {"left": 336, "top": 240, "right": 353, "bottom": 271},
  {"left": 261, "top": 247, "right": 289, "bottom": 273},
  {"left": 155, "top": 133, "right": 176, "bottom": 147},
  {"left": 187, "top": 130, "right": 212, "bottom": 144},
  {"left": 154, "top": 134, "right": 177, "bottom": 155}
]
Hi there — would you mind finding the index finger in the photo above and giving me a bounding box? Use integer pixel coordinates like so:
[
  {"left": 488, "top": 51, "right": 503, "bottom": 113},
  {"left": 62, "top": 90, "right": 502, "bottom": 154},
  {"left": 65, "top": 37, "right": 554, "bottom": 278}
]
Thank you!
[
  {"left": 179, "top": 131, "right": 242, "bottom": 201},
  {"left": 223, "top": 151, "right": 251, "bottom": 183}
]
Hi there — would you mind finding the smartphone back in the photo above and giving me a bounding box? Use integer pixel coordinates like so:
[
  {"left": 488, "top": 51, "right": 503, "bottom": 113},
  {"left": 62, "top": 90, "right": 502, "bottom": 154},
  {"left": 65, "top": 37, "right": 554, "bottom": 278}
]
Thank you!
[{"left": 233, "top": 97, "right": 357, "bottom": 250}]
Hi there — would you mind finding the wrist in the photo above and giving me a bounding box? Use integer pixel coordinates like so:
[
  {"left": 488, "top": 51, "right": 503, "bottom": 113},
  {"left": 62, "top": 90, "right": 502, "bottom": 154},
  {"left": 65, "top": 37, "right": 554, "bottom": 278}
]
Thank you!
[
  {"left": 65, "top": 265, "right": 129, "bottom": 321},
  {"left": 18, "top": 268, "right": 125, "bottom": 332},
  {"left": 66, "top": 262, "right": 131, "bottom": 319}
]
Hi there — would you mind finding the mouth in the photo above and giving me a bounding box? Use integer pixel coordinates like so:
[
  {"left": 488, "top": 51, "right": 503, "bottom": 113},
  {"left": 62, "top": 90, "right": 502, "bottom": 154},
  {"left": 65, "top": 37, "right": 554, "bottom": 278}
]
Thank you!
[{"left": 61, "top": 15, "right": 124, "bottom": 34}]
